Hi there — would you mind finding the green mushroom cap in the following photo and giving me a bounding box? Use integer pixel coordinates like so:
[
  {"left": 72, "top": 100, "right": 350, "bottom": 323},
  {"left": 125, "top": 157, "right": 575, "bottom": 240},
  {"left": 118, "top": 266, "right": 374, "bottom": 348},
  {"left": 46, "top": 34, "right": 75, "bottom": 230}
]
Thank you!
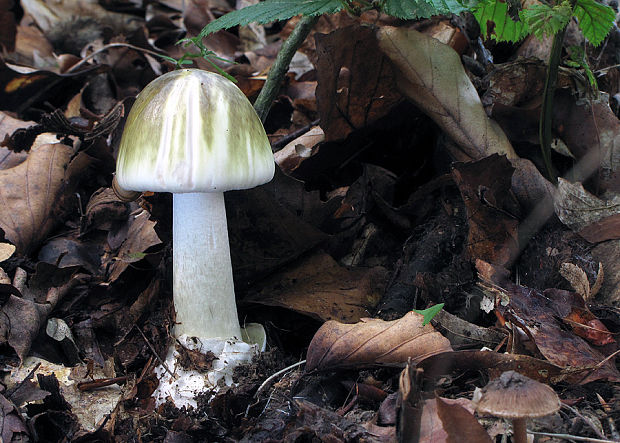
[{"left": 116, "top": 69, "right": 274, "bottom": 193}]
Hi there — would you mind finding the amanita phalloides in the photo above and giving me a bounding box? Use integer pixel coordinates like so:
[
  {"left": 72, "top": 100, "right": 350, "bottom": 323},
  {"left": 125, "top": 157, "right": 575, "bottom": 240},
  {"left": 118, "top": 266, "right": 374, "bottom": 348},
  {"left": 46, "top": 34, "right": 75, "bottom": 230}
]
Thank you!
[{"left": 115, "top": 69, "right": 274, "bottom": 408}]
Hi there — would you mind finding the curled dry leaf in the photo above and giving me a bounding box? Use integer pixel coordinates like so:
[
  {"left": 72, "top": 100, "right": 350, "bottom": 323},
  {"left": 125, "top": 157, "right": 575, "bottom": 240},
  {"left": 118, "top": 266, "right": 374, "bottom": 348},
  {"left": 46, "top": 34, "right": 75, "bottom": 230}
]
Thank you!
[
  {"left": 0, "top": 242, "right": 15, "bottom": 262},
  {"left": 554, "top": 178, "right": 620, "bottom": 242},
  {"left": 0, "top": 143, "right": 73, "bottom": 255},
  {"left": 376, "top": 26, "right": 516, "bottom": 162},
  {"left": 306, "top": 311, "right": 452, "bottom": 372},
  {"left": 560, "top": 262, "right": 591, "bottom": 299}
]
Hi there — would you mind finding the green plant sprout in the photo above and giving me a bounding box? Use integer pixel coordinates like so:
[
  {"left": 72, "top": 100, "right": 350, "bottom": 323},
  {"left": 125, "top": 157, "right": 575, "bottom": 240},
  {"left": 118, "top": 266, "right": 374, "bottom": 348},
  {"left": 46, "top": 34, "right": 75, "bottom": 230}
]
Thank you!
[{"left": 412, "top": 303, "right": 445, "bottom": 326}]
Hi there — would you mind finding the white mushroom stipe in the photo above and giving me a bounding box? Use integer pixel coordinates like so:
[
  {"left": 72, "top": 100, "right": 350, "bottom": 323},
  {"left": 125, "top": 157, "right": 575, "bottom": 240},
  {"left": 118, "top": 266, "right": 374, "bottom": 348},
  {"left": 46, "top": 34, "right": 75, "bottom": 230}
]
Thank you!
[{"left": 173, "top": 192, "right": 240, "bottom": 340}]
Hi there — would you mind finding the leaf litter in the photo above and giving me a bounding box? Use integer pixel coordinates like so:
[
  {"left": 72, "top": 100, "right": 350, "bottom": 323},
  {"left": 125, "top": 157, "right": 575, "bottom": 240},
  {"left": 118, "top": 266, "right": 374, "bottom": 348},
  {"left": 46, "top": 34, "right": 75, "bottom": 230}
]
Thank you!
[{"left": 0, "top": 2, "right": 617, "bottom": 442}]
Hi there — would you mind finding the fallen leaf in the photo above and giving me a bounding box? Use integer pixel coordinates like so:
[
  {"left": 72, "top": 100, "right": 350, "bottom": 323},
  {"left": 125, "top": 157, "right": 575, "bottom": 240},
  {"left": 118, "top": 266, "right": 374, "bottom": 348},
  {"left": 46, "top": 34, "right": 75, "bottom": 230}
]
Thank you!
[
  {"left": 315, "top": 24, "right": 403, "bottom": 141},
  {"left": 0, "top": 242, "right": 15, "bottom": 262},
  {"left": 247, "top": 252, "right": 386, "bottom": 323},
  {"left": 554, "top": 178, "right": 620, "bottom": 240},
  {"left": 452, "top": 155, "right": 520, "bottom": 266},
  {"left": 376, "top": 26, "right": 516, "bottom": 162},
  {"left": 306, "top": 311, "right": 453, "bottom": 371},
  {"left": 477, "top": 260, "right": 620, "bottom": 384},
  {"left": 0, "top": 143, "right": 73, "bottom": 255},
  {"left": 0, "top": 0, "right": 16, "bottom": 52},
  {"left": 430, "top": 395, "right": 492, "bottom": 443},
  {"left": 553, "top": 90, "right": 620, "bottom": 193},
  {"left": 0, "top": 393, "right": 30, "bottom": 441},
  {"left": 105, "top": 208, "right": 161, "bottom": 282},
  {"left": 417, "top": 350, "right": 565, "bottom": 384}
]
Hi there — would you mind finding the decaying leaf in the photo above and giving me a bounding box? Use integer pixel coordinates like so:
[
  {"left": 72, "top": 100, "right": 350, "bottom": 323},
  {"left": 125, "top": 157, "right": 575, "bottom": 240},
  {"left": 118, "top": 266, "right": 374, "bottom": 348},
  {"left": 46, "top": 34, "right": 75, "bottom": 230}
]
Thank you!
[
  {"left": 306, "top": 311, "right": 453, "bottom": 372},
  {"left": 418, "top": 350, "right": 565, "bottom": 384},
  {"left": 0, "top": 242, "right": 15, "bottom": 262},
  {"left": 554, "top": 178, "right": 620, "bottom": 242},
  {"left": 376, "top": 26, "right": 516, "bottom": 161},
  {"left": 315, "top": 24, "right": 403, "bottom": 142},
  {"left": 452, "top": 155, "right": 520, "bottom": 266},
  {"left": 477, "top": 260, "right": 620, "bottom": 384},
  {"left": 247, "top": 252, "right": 386, "bottom": 323},
  {"left": 430, "top": 395, "right": 492, "bottom": 443},
  {"left": 560, "top": 262, "right": 601, "bottom": 299},
  {"left": 0, "top": 143, "right": 73, "bottom": 255},
  {"left": 105, "top": 209, "right": 162, "bottom": 282}
]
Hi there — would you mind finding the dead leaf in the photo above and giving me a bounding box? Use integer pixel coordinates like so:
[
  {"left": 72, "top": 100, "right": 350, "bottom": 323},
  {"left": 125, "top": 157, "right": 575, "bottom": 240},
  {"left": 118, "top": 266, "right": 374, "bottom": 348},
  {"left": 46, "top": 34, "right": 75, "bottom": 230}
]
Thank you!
[
  {"left": 306, "top": 311, "right": 453, "bottom": 371},
  {"left": 315, "top": 24, "right": 403, "bottom": 141},
  {"left": 477, "top": 260, "right": 620, "bottom": 384},
  {"left": 554, "top": 178, "right": 620, "bottom": 241},
  {"left": 0, "top": 143, "right": 73, "bottom": 255},
  {"left": 0, "top": 0, "right": 16, "bottom": 52},
  {"left": 247, "top": 252, "right": 386, "bottom": 323},
  {"left": 105, "top": 209, "right": 161, "bottom": 282},
  {"left": 452, "top": 155, "right": 520, "bottom": 266},
  {"left": 0, "top": 242, "right": 15, "bottom": 262},
  {"left": 0, "top": 393, "right": 30, "bottom": 441},
  {"left": 428, "top": 395, "right": 492, "bottom": 443},
  {"left": 274, "top": 126, "right": 324, "bottom": 175},
  {"left": 553, "top": 91, "right": 620, "bottom": 193},
  {"left": 560, "top": 262, "right": 592, "bottom": 298},
  {"left": 376, "top": 26, "right": 516, "bottom": 162},
  {"left": 417, "top": 350, "right": 565, "bottom": 384}
]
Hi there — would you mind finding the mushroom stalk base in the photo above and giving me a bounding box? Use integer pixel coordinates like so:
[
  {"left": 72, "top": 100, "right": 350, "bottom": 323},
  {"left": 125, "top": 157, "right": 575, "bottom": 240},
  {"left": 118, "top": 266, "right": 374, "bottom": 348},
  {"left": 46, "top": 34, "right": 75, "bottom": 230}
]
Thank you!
[
  {"left": 153, "top": 333, "right": 262, "bottom": 409},
  {"left": 172, "top": 192, "right": 241, "bottom": 340}
]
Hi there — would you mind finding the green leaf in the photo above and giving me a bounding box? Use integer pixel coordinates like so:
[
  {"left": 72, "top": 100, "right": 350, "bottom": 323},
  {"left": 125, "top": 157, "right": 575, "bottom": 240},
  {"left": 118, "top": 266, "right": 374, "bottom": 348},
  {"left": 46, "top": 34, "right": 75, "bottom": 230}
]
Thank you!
[
  {"left": 474, "top": 0, "right": 529, "bottom": 42},
  {"left": 412, "top": 303, "right": 444, "bottom": 326},
  {"left": 382, "top": 0, "right": 473, "bottom": 19},
  {"left": 198, "top": 0, "right": 343, "bottom": 38},
  {"left": 574, "top": 0, "right": 615, "bottom": 46},
  {"left": 522, "top": 2, "right": 572, "bottom": 39}
]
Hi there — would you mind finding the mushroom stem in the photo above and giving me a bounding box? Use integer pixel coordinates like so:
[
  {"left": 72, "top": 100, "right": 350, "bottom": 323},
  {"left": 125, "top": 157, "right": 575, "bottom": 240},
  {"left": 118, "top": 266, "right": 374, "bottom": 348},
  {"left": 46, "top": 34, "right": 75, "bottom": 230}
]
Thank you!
[
  {"left": 512, "top": 418, "right": 527, "bottom": 443},
  {"left": 172, "top": 192, "right": 241, "bottom": 340}
]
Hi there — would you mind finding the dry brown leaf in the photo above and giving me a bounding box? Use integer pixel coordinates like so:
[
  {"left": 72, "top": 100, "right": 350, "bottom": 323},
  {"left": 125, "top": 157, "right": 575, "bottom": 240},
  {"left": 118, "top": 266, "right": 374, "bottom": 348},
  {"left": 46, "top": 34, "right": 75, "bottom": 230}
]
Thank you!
[
  {"left": 376, "top": 26, "right": 516, "bottom": 162},
  {"left": 105, "top": 209, "right": 162, "bottom": 282},
  {"left": 306, "top": 311, "right": 453, "bottom": 371},
  {"left": 0, "top": 143, "right": 73, "bottom": 255},
  {"left": 247, "top": 252, "right": 386, "bottom": 323},
  {"left": 560, "top": 262, "right": 591, "bottom": 299},
  {"left": 423, "top": 395, "right": 492, "bottom": 443},
  {"left": 451, "top": 155, "right": 520, "bottom": 266},
  {"left": 0, "top": 242, "right": 15, "bottom": 262},
  {"left": 315, "top": 24, "right": 403, "bottom": 141},
  {"left": 554, "top": 178, "right": 620, "bottom": 238}
]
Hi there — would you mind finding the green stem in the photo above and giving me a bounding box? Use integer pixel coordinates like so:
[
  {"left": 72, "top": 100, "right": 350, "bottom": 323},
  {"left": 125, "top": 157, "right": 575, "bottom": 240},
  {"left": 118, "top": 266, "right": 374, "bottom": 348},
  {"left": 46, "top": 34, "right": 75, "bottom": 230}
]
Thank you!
[
  {"left": 539, "top": 26, "right": 566, "bottom": 184},
  {"left": 253, "top": 15, "right": 320, "bottom": 123}
]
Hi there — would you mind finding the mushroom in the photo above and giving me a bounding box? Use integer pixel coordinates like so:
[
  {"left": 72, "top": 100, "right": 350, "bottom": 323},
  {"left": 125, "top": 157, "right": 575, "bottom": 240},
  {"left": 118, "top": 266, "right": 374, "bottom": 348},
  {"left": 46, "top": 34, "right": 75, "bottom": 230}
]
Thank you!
[
  {"left": 472, "top": 370, "right": 561, "bottom": 443},
  {"left": 115, "top": 69, "right": 274, "bottom": 408}
]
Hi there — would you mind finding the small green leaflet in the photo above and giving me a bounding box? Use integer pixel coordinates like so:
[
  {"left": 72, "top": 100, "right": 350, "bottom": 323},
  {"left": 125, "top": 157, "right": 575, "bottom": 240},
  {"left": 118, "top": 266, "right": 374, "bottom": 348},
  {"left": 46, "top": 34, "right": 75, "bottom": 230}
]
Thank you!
[
  {"left": 473, "top": 0, "right": 529, "bottom": 42},
  {"left": 573, "top": 0, "right": 616, "bottom": 46},
  {"left": 522, "top": 2, "right": 572, "bottom": 40},
  {"left": 382, "top": 0, "right": 472, "bottom": 19},
  {"left": 412, "top": 303, "right": 444, "bottom": 326},
  {"left": 199, "top": 0, "right": 343, "bottom": 38}
]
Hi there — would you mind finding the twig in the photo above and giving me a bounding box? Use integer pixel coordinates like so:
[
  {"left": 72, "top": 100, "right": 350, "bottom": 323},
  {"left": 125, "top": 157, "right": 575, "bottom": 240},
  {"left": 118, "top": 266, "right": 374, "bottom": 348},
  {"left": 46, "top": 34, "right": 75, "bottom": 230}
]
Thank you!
[
  {"left": 254, "top": 360, "right": 306, "bottom": 398},
  {"left": 528, "top": 431, "right": 619, "bottom": 442},
  {"left": 67, "top": 43, "right": 167, "bottom": 73},
  {"left": 133, "top": 325, "right": 175, "bottom": 378},
  {"left": 272, "top": 118, "right": 320, "bottom": 151},
  {"left": 253, "top": 16, "right": 320, "bottom": 123},
  {"left": 77, "top": 376, "right": 130, "bottom": 391}
]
